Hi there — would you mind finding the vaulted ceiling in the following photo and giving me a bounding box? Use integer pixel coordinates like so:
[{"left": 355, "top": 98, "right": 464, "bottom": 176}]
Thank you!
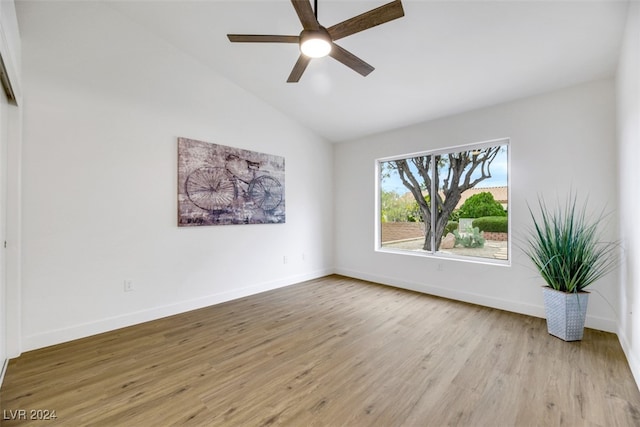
[{"left": 26, "top": 1, "right": 632, "bottom": 142}]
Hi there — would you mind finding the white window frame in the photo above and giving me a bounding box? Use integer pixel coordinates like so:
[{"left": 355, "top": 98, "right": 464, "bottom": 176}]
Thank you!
[{"left": 375, "top": 138, "right": 511, "bottom": 266}]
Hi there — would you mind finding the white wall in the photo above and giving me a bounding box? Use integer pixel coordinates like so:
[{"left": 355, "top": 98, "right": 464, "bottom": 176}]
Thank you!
[
  {"left": 617, "top": 0, "right": 640, "bottom": 387},
  {"left": 18, "top": 1, "right": 333, "bottom": 351},
  {"left": 334, "top": 79, "right": 619, "bottom": 332}
]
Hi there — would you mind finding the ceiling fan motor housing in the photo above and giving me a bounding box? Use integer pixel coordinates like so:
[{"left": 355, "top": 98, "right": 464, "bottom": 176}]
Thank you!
[{"left": 299, "top": 27, "right": 332, "bottom": 58}]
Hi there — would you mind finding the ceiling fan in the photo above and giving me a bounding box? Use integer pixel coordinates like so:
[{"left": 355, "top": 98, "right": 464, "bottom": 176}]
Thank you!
[{"left": 227, "top": 0, "right": 405, "bottom": 83}]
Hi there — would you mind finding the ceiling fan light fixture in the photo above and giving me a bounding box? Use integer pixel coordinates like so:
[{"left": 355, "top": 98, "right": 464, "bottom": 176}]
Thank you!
[{"left": 300, "top": 29, "right": 332, "bottom": 58}]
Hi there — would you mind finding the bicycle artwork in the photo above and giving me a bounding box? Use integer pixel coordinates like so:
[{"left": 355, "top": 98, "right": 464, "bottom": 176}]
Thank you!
[{"left": 178, "top": 137, "right": 285, "bottom": 226}]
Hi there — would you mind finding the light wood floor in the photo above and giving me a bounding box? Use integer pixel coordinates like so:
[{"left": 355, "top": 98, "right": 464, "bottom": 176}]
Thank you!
[{"left": 2, "top": 275, "right": 640, "bottom": 426}]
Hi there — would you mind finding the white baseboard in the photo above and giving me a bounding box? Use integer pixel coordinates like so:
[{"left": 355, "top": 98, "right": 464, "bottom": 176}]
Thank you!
[
  {"left": 617, "top": 331, "right": 640, "bottom": 391},
  {"left": 334, "top": 267, "right": 617, "bottom": 333},
  {"left": 22, "top": 269, "right": 333, "bottom": 352},
  {"left": 21, "top": 267, "right": 619, "bottom": 353}
]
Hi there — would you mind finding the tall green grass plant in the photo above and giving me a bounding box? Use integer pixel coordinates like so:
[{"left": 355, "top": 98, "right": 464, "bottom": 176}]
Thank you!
[{"left": 525, "top": 195, "right": 618, "bottom": 293}]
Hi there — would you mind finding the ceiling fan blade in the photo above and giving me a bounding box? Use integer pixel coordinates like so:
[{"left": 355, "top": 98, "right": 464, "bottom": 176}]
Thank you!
[
  {"left": 327, "top": 0, "right": 404, "bottom": 41},
  {"left": 287, "top": 55, "right": 312, "bottom": 83},
  {"left": 228, "top": 34, "right": 299, "bottom": 43},
  {"left": 291, "top": 0, "right": 319, "bottom": 30},
  {"left": 329, "top": 43, "right": 374, "bottom": 77}
]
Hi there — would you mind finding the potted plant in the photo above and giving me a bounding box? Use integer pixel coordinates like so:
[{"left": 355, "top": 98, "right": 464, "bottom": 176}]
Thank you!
[{"left": 524, "top": 194, "right": 618, "bottom": 341}]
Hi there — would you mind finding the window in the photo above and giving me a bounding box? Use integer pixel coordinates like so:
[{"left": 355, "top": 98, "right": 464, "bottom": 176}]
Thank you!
[{"left": 377, "top": 139, "right": 509, "bottom": 264}]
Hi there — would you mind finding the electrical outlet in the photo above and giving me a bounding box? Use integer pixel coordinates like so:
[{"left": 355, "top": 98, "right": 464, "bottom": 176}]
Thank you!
[
  {"left": 124, "top": 279, "right": 134, "bottom": 292},
  {"left": 283, "top": 256, "right": 288, "bottom": 264}
]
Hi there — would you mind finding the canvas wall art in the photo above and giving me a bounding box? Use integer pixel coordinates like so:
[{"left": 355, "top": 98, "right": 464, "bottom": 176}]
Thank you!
[{"left": 178, "top": 137, "right": 285, "bottom": 226}]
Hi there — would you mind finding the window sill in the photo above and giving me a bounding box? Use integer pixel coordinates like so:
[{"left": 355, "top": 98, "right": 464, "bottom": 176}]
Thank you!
[{"left": 376, "top": 246, "right": 511, "bottom": 267}]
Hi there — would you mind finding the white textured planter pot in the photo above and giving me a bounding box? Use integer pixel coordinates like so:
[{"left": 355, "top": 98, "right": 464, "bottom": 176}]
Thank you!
[{"left": 542, "top": 287, "right": 589, "bottom": 341}]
